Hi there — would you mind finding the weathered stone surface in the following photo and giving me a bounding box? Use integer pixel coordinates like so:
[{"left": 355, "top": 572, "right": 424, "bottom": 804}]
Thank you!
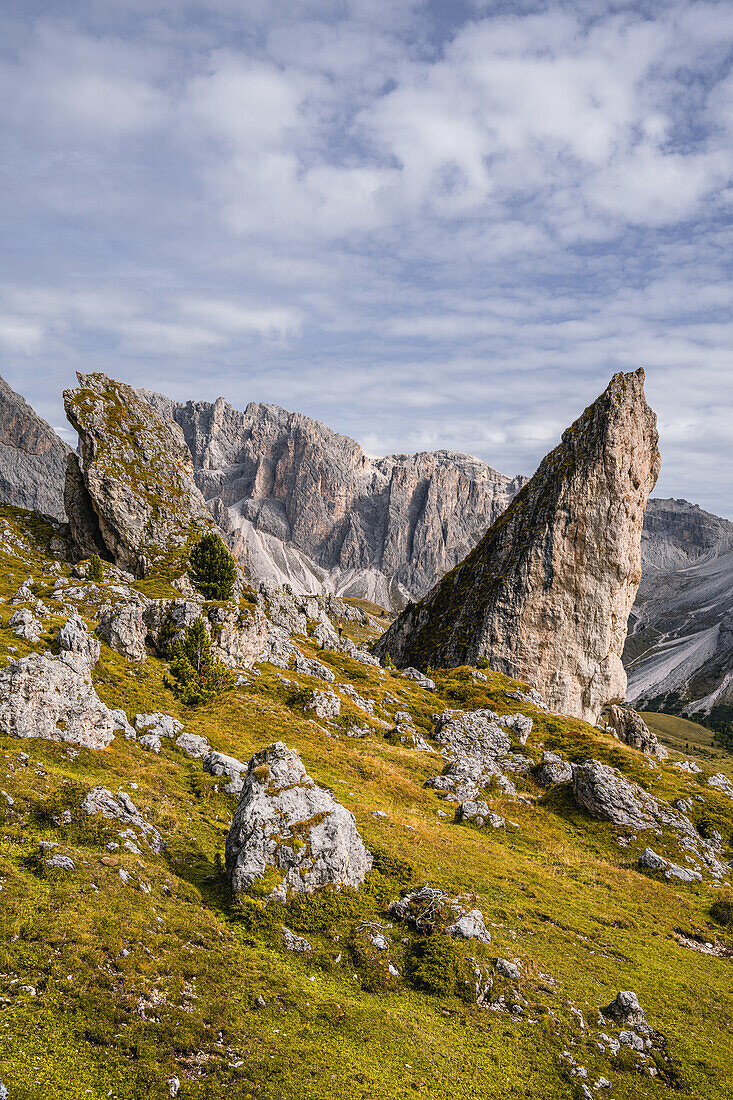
[
  {"left": 375, "top": 371, "right": 660, "bottom": 724},
  {"left": 638, "top": 846, "right": 668, "bottom": 872},
  {"left": 571, "top": 760, "right": 658, "bottom": 829},
  {"left": 306, "top": 689, "right": 341, "bottom": 720},
  {"left": 400, "top": 667, "right": 436, "bottom": 691},
  {"left": 81, "top": 786, "right": 164, "bottom": 852},
  {"left": 225, "top": 741, "right": 372, "bottom": 898},
  {"left": 97, "top": 601, "right": 147, "bottom": 662},
  {"left": 495, "top": 958, "right": 521, "bottom": 982},
  {"left": 0, "top": 373, "right": 70, "bottom": 520},
  {"left": 64, "top": 372, "right": 215, "bottom": 576},
  {"left": 9, "top": 608, "right": 42, "bottom": 641},
  {"left": 603, "top": 991, "right": 647, "bottom": 1030},
  {"left": 143, "top": 388, "right": 527, "bottom": 605},
  {"left": 0, "top": 653, "right": 116, "bottom": 749},
  {"left": 57, "top": 613, "right": 100, "bottom": 667},
  {"left": 536, "top": 752, "right": 574, "bottom": 786},
  {"left": 46, "top": 853, "right": 75, "bottom": 871},
  {"left": 175, "top": 732, "right": 211, "bottom": 758},
  {"left": 425, "top": 709, "right": 519, "bottom": 803},
  {"left": 446, "top": 909, "right": 492, "bottom": 944},
  {"left": 203, "top": 750, "right": 247, "bottom": 794},
  {"left": 607, "top": 705, "right": 667, "bottom": 759},
  {"left": 134, "top": 713, "right": 182, "bottom": 738}
]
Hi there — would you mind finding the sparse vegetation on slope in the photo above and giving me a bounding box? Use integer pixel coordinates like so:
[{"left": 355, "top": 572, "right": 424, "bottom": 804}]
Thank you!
[{"left": 0, "top": 505, "right": 732, "bottom": 1099}]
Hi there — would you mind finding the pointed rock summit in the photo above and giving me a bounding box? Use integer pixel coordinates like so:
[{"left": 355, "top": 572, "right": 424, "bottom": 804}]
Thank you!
[
  {"left": 375, "top": 370, "right": 660, "bottom": 724},
  {"left": 63, "top": 372, "right": 214, "bottom": 576}
]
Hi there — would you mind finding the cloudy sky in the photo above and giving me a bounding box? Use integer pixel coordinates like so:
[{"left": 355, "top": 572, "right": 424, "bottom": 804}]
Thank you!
[{"left": 1, "top": 0, "right": 731, "bottom": 515}]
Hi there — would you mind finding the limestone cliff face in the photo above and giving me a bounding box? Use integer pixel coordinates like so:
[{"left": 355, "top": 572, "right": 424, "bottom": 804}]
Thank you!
[
  {"left": 625, "top": 499, "right": 733, "bottom": 718},
  {"left": 64, "top": 373, "right": 214, "bottom": 576},
  {"left": 0, "top": 374, "right": 70, "bottom": 520},
  {"left": 375, "top": 370, "right": 660, "bottom": 725},
  {"left": 141, "top": 390, "right": 525, "bottom": 604}
]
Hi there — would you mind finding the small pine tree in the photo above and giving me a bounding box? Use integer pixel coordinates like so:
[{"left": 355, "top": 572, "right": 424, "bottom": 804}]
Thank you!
[
  {"left": 166, "top": 616, "right": 236, "bottom": 705},
  {"left": 188, "top": 533, "right": 237, "bottom": 601},
  {"left": 383, "top": 653, "right": 394, "bottom": 669},
  {"left": 87, "top": 553, "right": 103, "bottom": 582}
]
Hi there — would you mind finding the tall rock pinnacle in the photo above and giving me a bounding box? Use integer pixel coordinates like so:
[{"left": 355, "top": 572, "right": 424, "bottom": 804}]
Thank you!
[
  {"left": 64, "top": 372, "right": 214, "bottom": 576},
  {"left": 375, "top": 370, "right": 660, "bottom": 724}
]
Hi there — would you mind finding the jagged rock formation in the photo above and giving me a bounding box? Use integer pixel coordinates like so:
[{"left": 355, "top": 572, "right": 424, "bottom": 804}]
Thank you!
[
  {"left": 571, "top": 760, "right": 658, "bottom": 829},
  {"left": 64, "top": 373, "right": 214, "bottom": 576},
  {"left": 225, "top": 741, "right": 372, "bottom": 899},
  {"left": 375, "top": 371, "right": 660, "bottom": 724},
  {"left": 0, "top": 652, "right": 117, "bottom": 750},
  {"left": 624, "top": 498, "right": 733, "bottom": 721},
  {"left": 141, "top": 389, "right": 525, "bottom": 606},
  {"left": 606, "top": 705, "right": 667, "bottom": 759},
  {"left": 0, "top": 374, "right": 70, "bottom": 520},
  {"left": 81, "top": 787, "right": 164, "bottom": 853}
]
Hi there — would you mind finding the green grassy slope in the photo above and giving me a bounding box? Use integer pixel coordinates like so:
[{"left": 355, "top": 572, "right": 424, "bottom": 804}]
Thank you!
[{"left": 0, "top": 506, "right": 732, "bottom": 1099}]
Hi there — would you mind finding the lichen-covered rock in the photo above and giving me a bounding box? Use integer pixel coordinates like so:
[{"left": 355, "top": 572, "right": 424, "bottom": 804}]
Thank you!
[
  {"left": 134, "top": 713, "right": 182, "bottom": 738},
  {"left": 400, "top": 667, "right": 436, "bottom": 691},
  {"left": 97, "top": 601, "right": 147, "bottom": 662},
  {"left": 306, "top": 689, "right": 341, "bottom": 720},
  {"left": 138, "top": 733, "right": 161, "bottom": 753},
  {"left": 63, "top": 372, "right": 215, "bottom": 576},
  {"left": 57, "top": 613, "right": 100, "bottom": 667},
  {"left": 495, "top": 958, "right": 521, "bottom": 982},
  {"left": 9, "top": 608, "right": 42, "bottom": 641},
  {"left": 175, "top": 732, "right": 211, "bottom": 758},
  {"left": 571, "top": 760, "right": 658, "bottom": 829},
  {"left": 603, "top": 991, "right": 647, "bottom": 1030},
  {"left": 0, "top": 653, "right": 116, "bottom": 749},
  {"left": 203, "top": 751, "right": 247, "bottom": 794},
  {"left": 638, "top": 846, "right": 668, "bottom": 872},
  {"left": 375, "top": 370, "right": 660, "bottom": 724},
  {"left": 81, "top": 786, "right": 164, "bottom": 852},
  {"left": 607, "top": 705, "right": 667, "bottom": 759},
  {"left": 536, "top": 752, "right": 574, "bottom": 786},
  {"left": 425, "top": 709, "right": 518, "bottom": 802},
  {"left": 225, "top": 741, "right": 372, "bottom": 898},
  {"left": 446, "top": 909, "right": 492, "bottom": 944}
]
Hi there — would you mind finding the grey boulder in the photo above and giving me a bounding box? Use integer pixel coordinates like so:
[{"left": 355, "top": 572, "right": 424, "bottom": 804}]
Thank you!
[
  {"left": 203, "top": 751, "right": 247, "bottom": 794},
  {"left": 0, "top": 653, "right": 116, "bottom": 750},
  {"left": 225, "top": 741, "right": 372, "bottom": 899},
  {"left": 57, "top": 613, "right": 100, "bottom": 667},
  {"left": 97, "top": 601, "right": 147, "bottom": 662},
  {"left": 571, "top": 760, "right": 658, "bottom": 829}
]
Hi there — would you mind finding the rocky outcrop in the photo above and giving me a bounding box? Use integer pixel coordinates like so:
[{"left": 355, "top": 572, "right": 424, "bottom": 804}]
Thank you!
[
  {"left": 0, "top": 652, "right": 116, "bottom": 749},
  {"left": 0, "top": 374, "right": 70, "bottom": 520},
  {"left": 57, "top": 613, "right": 100, "bottom": 667},
  {"left": 375, "top": 371, "right": 660, "bottom": 724},
  {"left": 97, "top": 600, "right": 147, "bottom": 663},
  {"left": 64, "top": 373, "right": 214, "bottom": 576},
  {"left": 225, "top": 741, "right": 372, "bottom": 898},
  {"left": 571, "top": 761, "right": 658, "bottom": 829},
  {"left": 142, "top": 388, "right": 526, "bottom": 605},
  {"left": 425, "top": 708, "right": 531, "bottom": 803},
  {"left": 81, "top": 787, "right": 164, "bottom": 852},
  {"left": 606, "top": 705, "right": 667, "bottom": 759}
]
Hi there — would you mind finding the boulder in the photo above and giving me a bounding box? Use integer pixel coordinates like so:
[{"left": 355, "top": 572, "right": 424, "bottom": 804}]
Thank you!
[
  {"left": 175, "top": 732, "right": 211, "bottom": 758},
  {"left": 9, "top": 608, "right": 42, "bottom": 642},
  {"left": 571, "top": 760, "right": 658, "bottom": 829},
  {"left": 63, "top": 372, "right": 214, "bottom": 575},
  {"left": 306, "top": 689, "right": 341, "bottom": 721},
  {"left": 97, "top": 601, "right": 147, "bottom": 662},
  {"left": 203, "top": 751, "right": 247, "bottom": 795},
  {"left": 602, "top": 991, "right": 647, "bottom": 1030},
  {"left": 0, "top": 653, "right": 116, "bottom": 750},
  {"left": 606, "top": 705, "right": 667, "bottom": 759},
  {"left": 134, "top": 713, "right": 182, "bottom": 738},
  {"left": 446, "top": 909, "right": 492, "bottom": 944},
  {"left": 81, "top": 787, "right": 164, "bottom": 853},
  {"left": 57, "top": 613, "right": 100, "bottom": 667},
  {"left": 495, "top": 958, "right": 521, "bottom": 982},
  {"left": 375, "top": 370, "right": 660, "bottom": 724},
  {"left": 536, "top": 752, "right": 574, "bottom": 786},
  {"left": 46, "top": 854, "right": 75, "bottom": 871},
  {"left": 638, "top": 847, "right": 668, "bottom": 872},
  {"left": 225, "top": 741, "right": 372, "bottom": 898},
  {"left": 401, "top": 667, "right": 436, "bottom": 691}
]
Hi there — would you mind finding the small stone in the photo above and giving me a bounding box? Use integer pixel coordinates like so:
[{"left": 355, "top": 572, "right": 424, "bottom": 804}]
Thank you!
[
  {"left": 495, "top": 958, "right": 520, "bottom": 982},
  {"left": 46, "top": 854, "right": 75, "bottom": 871},
  {"left": 175, "top": 732, "right": 211, "bottom": 758},
  {"left": 282, "top": 926, "right": 312, "bottom": 953}
]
